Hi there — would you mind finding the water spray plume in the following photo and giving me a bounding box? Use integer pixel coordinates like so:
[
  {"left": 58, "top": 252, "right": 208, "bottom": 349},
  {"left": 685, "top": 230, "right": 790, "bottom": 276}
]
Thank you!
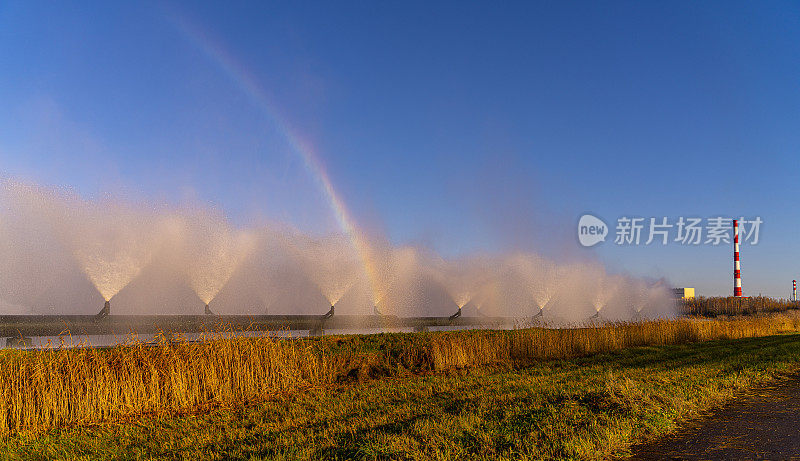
[
  {"left": 532, "top": 261, "right": 567, "bottom": 314},
  {"left": 186, "top": 216, "right": 255, "bottom": 306},
  {"left": 629, "top": 280, "right": 649, "bottom": 314},
  {"left": 366, "top": 245, "right": 420, "bottom": 315},
  {"left": 500, "top": 253, "right": 545, "bottom": 316},
  {"left": 593, "top": 273, "right": 622, "bottom": 312},
  {"left": 431, "top": 255, "right": 500, "bottom": 318},
  {"left": 638, "top": 279, "right": 674, "bottom": 320},
  {"left": 287, "top": 233, "right": 360, "bottom": 308},
  {"left": 4, "top": 181, "right": 160, "bottom": 303}
]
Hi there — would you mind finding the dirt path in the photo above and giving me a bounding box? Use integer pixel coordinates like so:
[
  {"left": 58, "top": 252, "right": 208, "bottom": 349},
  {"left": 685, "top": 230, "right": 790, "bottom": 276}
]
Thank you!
[{"left": 630, "top": 373, "right": 800, "bottom": 460}]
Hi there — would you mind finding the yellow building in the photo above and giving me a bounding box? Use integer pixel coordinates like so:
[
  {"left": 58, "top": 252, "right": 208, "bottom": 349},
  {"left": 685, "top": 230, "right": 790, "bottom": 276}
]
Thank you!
[{"left": 672, "top": 287, "right": 695, "bottom": 299}]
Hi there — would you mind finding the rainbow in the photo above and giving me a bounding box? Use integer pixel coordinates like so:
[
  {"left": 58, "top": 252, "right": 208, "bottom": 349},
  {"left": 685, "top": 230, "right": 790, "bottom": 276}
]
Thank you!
[{"left": 169, "top": 13, "right": 383, "bottom": 309}]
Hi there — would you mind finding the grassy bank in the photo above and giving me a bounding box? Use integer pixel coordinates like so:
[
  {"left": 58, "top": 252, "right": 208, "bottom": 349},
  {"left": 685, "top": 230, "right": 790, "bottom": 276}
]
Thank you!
[
  {"left": 3, "top": 315, "right": 800, "bottom": 458},
  {"left": 5, "top": 331, "right": 800, "bottom": 459},
  {"left": 3, "top": 315, "right": 800, "bottom": 438}
]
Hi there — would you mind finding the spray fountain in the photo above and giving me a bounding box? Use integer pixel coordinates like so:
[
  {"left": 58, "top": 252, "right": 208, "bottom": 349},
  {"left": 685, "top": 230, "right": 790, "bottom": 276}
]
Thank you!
[
  {"left": 432, "top": 257, "right": 485, "bottom": 320},
  {"left": 186, "top": 215, "right": 255, "bottom": 315},
  {"left": 627, "top": 280, "right": 649, "bottom": 322},
  {"left": 471, "top": 292, "right": 491, "bottom": 318},
  {"left": 532, "top": 262, "right": 566, "bottom": 318},
  {"left": 500, "top": 253, "right": 548, "bottom": 318},
  {"left": 592, "top": 274, "right": 623, "bottom": 321},
  {"left": 640, "top": 280, "right": 672, "bottom": 321},
  {"left": 366, "top": 245, "right": 421, "bottom": 317},
  {"left": 11, "top": 183, "right": 163, "bottom": 317},
  {"left": 292, "top": 234, "right": 360, "bottom": 317}
]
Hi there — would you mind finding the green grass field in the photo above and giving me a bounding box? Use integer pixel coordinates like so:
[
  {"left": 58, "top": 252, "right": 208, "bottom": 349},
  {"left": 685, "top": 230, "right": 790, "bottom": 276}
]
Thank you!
[{"left": 4, "top": 331, "right": 800, "bottom": 460}]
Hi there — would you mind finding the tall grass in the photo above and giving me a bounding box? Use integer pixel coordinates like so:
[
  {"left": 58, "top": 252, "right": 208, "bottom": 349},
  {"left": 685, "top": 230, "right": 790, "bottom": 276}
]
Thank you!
[
  {"left": 430, "top": 314, "right": 800, "bottom": 369},
  {"left": 0, "top": 332, "right": 328, "bottom": 436},
  {"left": 682, "top": 295, "right": 798, "bottom": 316},
  {"left": 2, "top": 314, "right": 800, "bottom": 438}
]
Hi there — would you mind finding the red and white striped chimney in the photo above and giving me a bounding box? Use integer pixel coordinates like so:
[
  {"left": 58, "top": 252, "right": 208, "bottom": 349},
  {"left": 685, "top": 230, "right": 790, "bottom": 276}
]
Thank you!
[
  {"left": 793, "top": 280, "right": 797, "bottom": 302},
  {"left": 733, "top": 219, "right": 742, "bottom": 297}
]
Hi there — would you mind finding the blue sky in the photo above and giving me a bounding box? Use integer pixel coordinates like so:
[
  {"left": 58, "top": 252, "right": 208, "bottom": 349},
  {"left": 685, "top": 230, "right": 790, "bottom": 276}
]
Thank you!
[{"left": 1, "top": 1, "right": 799, "bottom": 297}]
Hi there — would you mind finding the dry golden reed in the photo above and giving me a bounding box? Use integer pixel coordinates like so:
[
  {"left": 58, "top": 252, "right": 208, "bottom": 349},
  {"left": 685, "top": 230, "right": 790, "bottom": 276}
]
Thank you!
[
  {"left": 1, "top": 314, "right": 800, "bottom": 438},
  {"left": 682, "top": 296, "right": 798, "bottom": 316},
  {"left": 430, "top": 314, "right": 800, "bottom": 370},
  {"left": 0, "top": 332, "right": 328, "bottom": 436}
]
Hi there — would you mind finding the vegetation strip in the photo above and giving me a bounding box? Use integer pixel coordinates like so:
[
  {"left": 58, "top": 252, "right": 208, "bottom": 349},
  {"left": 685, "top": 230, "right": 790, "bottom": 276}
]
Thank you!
[
  {"left": 2, "top": 314, "right": 800, "bottom": 456},
  {"left": 4, "top": 332, "right": 800, "bottom": 459},
  {"left": 682, "top": 296, "right": 800, "bottom": 317}
]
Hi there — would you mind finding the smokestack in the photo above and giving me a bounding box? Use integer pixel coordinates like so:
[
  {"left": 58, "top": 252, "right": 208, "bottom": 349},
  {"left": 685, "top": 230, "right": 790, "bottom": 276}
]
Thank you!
[
  {"left": 734, "top": 219, "right": 742, "bottom": 297},
  {"left": 793, "top": 280, "right": 797, "bottom": 302}
]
